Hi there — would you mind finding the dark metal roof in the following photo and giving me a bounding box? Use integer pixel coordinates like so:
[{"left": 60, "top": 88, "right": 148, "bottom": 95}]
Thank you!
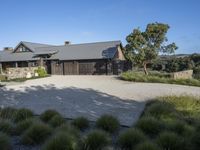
[{"left": 0, "top": 41, "right": 122, "bottom": 62}]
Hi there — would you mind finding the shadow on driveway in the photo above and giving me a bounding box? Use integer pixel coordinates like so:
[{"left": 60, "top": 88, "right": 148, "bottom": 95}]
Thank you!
[{"left": 0, "top": 84, "right": 145, "bottom": 126}]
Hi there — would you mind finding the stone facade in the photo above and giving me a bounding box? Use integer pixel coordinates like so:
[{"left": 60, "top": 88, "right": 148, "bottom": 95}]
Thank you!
[
  {"left": 172, "top": 70, "right": 193, "bottom": 79},
  {"left": 6, "top": 67, "right": 38, "bottom": 80}
]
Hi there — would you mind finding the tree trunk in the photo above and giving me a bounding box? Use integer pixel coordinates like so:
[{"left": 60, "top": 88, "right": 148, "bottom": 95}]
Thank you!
[{"left": 143, "top": 62, "right": 148, "bottom": 75}]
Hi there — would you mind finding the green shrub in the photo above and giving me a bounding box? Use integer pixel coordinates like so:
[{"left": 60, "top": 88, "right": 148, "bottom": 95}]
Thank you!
[
  {"left": 40, "top": 110, "right": 60, "bottom": 123},
  {"left": 35, "top": 67, "right": 47, "bottom": 77},
  {"left": 0, "top": 132, "right": 11, "bottom": 150},
  {"left": 56, "top": 124, "right": 80, "bottom": 139},
  {"left": 0, "top": 75, "right": 6, "bottom": 81},
  {"left": 96, "top": 115, "right": 120, "bottom": 133},
  {"left": 21, "top": 122, "right": 52, "bottom": 145},
  {"left": 156, "top": 132, "right": 184, "bottom": 150},
  {"left": 135, "top": 141, "right": 160, "bottom": 150},
  {"left": 14, "top": 108, "right": 33, "bottom": 123},
  {"left": 42, "top": 132, "right": 78, "bottom": 150},
  {"left": 72, "top": 117, "right": 89, "bottom": 131},
  {"left": 15, "top": 118, "right": 34, "bottom": 135},
  {"left": 82, "top": 130, "right": 110, "bottom": 150},
  {"left": 136, "top": 116, "right": 164, "bottom": 136},
  {"left": 49, "top": 115, "right": 65, "bottom": 127},
  {"left": 117, "top": 128, "right": 146, "bottom": 150},
  {"left": 121, "top": 71, "right": 200, "bottom": 87},
  {"left": 159, "top": 96, "right": 200, "bottom": 119},
  {"left": 144, "top": 101, "right": 177, "bottom": 119},
  {"left": 0, "top": 107, "right": 17, "bottom": 120},
  {"left": 0, "top": 120, "right": 14, "bottom": 135}
]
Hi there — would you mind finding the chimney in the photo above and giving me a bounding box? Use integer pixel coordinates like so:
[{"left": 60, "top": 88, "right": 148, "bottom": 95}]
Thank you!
[
  {"left": 4, "top": 47, "right": 13, "bottom": 51},
  {"left": 64, "top": 41, "right": 71, "bottom": 46}
]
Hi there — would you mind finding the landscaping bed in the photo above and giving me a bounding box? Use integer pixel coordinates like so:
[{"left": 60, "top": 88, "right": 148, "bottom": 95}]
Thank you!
[
  {"left": 121, "top": 71, "right": 200, "bottom": 87},
  {"left": 0, "top": 96, "right": 199, "bottom": 150}
]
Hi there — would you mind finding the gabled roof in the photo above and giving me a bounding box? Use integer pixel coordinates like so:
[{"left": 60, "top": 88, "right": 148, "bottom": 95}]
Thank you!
[
  {"left": 0, "top": 40, "right": 122, "bottom": 62},
  {"left": 14, "top": 41, "right": 54, "bottom": 52}
]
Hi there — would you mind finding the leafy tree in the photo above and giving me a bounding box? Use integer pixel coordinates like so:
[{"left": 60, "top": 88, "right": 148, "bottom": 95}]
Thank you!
[{"left": 125, "top": 23, "right": 178, "bottom": 75}]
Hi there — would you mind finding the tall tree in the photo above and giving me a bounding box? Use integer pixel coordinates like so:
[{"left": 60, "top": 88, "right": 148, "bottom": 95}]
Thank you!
[{"left": 125, "top": 23, "right": 178, "bottom": 75}]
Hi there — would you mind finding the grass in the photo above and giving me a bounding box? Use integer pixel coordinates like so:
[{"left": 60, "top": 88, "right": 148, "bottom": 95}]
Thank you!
[
  {"left": 21, "top": 122, "right": 52, "bottom": 145},
  {"left": 117, "top": 128, "right": 146, "bottom": 150},
  {"left": 121, "top": 71, "right": 200, "bottom": 87},
  {"left": 13, "top": 108, "right": 33, "bottom": 123},
  {"left": 0, "top": 132, "right": 11, "bottom": 150},
  {"left": 40, "top": 110, "right": 60, "bottom": 123},
  {"left": 71, "top": 117, "right": 89, "bottom": 131},
  {"left": 82, "top": 130, "right": 110, "bottom": 150},
  {"left": 133, "top": 95, "right": 200, "bottom": 150},
  {"left": 42, "top": 132, "right": 79, "bottom": 150},
  {"left": 96, "top": 114, "right": 120, "bottom": 134},
  {"left": 0, "top": 97, "right": 198, "bottom": 149}
]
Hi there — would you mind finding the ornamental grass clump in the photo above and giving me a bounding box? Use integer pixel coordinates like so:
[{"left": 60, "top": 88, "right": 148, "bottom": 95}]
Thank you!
[
  {"left": 82, "top": 130, "right": 110, "bottom": 150},
  {"left": 15, "top": 118, "right": 35, "bottom": 135},
  {"left": 0, "top": 132, "right": 12, "bottom": 150},
  {"left": 72, "top": 117, "right": 89, "bottom": 131},
  {"left": 0, "top": 120, "right": 14, "bottom": 135},
  {"left": 13, "top": 108, "right": 33, "bottom": 123},
  {"left": 40, "top": 110, "right": 60, "bottom": 123},
  {"left": 21, "top": 122, "right": 52, "bottom": 145},
  {"left": 96, "top": 115, "right": 120, "bottom": 133},
  {"left": 48, "top": 115, "right": 65, "bottom": 127},
  {"left": 135, "top": 141, "right": 160, "bottom": 150},
  {"left": 156, "top": 131, "right": 185, "bottom": 150},
  {"left": 136, "top": 116, "right": 164, "bottom": 136},
  {"left": 117, "top": 128, "right": 146, "bottom": 150},
  {"left": 42, "top": 132, "right": 78, "bottom": 150},
  {"left": 0, "top": 107, "right": 17, "bottom": 120}
]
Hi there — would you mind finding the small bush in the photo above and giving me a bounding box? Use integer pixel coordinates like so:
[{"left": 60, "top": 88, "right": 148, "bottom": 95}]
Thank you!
[
  {"left": 118, "top": 128, "right": 146, "bottom": 150},
  {"left": 42, "top": 132, "right": 78, "bottom": 150},
  {"left": 191, "top": 130, "right": 200, "bottom": 150},
  {"left": 136, "top": 116, "right": 164, "bottom": 136},
  {"left": 21, "top": 122, "right": 52, "bottom": 145},
  {"left": 56, "top": 124, "right": 80, "bottom": 139},
  {"left": 49, "top": 115, "right": 65, "bottom": 127},
  {"left": 96, "top": 115, "right": 120, "bottom": 133},
  {"left": 0, "top": 132, "right": 11, "bottom": 150},
  {"left": 156, "top": 132, "right": 184, "bottom": 150},
  {"left": 0, "top": 107, "right": 17, "bottom": 120},
  {"left": 40, "top": 110, "right": 60, "bottom": 123},
  {"left": 82, "top": 130, "right": 110, "bottom": 150},
  {"left": 35, "top": 67, "right": 47, "bottom": 77},
  {"left": 135, "top": 141, "right": 160, "bottom": 150},
  {"left": 72, "top": 117, "right": 89, "bottom": 131},
  {"left": 14, "top": 108, "right": 33, "bottom": 123},
  {"left": 15, "top": 118, "right": 34, "bottom": 135},
  {"left": 144, "top": 101, "right": 176, "bottom": 119},
  {"left": 0, "top": 120, "right": 14, "bottom": 135}
]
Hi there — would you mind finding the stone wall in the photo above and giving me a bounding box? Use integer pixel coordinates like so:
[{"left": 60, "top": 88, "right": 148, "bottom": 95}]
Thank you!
[
  {"left": 6, "top": 67, "right": 38, "bottom": 80},
  {"left": 172, "top": 70, "right": 193, "bottom": 79}
]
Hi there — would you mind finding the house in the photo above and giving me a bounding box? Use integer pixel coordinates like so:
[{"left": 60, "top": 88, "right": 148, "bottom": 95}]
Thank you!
[{"left": 0, "top": 41, "right": 127, "bottom": 76}]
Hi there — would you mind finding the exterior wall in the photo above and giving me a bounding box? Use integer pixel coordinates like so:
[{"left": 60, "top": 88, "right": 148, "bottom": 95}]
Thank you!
[
  {"left": 172, "top": 70, "right": 193, "bottom": 79},
  {"left": 113, "top": 46, "right": 125, "bottom": 60},
  {"left": 0, "top": 63, "right": 2, "bottom": 74},
  {"left": 6, "top": 67, "right": 38, "bottom": 80}
]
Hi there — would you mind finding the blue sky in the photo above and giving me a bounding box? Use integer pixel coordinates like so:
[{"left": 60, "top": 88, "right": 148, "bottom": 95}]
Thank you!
[{"left": 0, "top": 0, "right": 200, "bottom": 54}]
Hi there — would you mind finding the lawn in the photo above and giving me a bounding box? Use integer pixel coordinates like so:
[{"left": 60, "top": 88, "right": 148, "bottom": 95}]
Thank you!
[
  {"left": 121, "top": 71, "right": 200, "bottom": 87},
  {"left": 0, "top": 96, "right": 199, "bottom": 150}
]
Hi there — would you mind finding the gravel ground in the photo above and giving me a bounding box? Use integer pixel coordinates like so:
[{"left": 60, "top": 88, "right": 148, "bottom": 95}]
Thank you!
[{"left": 0, "top": 75, "right": 200, "bottom": 126}]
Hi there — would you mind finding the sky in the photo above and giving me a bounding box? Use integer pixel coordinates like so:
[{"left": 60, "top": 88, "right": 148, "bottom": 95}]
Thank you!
[{"left": 0, "top": 0, "right": 200, "bottom": 54}]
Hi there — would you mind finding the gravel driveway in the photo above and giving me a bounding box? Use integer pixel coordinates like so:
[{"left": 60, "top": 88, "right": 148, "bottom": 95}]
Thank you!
[{"left": 0, "top": 76, "right": 200, "bottom": 126}]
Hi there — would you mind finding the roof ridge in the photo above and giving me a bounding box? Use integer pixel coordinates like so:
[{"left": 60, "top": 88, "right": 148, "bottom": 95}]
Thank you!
[{"left": 36, "top": 40, "right": 121, "bottom": 49}]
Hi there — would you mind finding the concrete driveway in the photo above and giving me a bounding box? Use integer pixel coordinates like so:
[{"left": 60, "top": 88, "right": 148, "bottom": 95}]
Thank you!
[{"left": 0, "top": 76, "right": 200, "bottom": 126}]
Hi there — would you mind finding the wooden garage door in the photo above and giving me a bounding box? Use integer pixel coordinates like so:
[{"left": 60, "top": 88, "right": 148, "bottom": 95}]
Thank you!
[
  {"left": 64, "top": 62, "right": 78, "bottom": 75},
  {"left": 79, "top": 62, "right": 95, "bottom": 75}
]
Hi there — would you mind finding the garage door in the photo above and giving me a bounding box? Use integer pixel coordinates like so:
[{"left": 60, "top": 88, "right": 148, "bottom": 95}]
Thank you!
[
  {"left": 79, "top": 62, "right": 95, "bottom": 75},
  {"left": 64, "top": 62, "right": 78, "bottom": 75}
]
